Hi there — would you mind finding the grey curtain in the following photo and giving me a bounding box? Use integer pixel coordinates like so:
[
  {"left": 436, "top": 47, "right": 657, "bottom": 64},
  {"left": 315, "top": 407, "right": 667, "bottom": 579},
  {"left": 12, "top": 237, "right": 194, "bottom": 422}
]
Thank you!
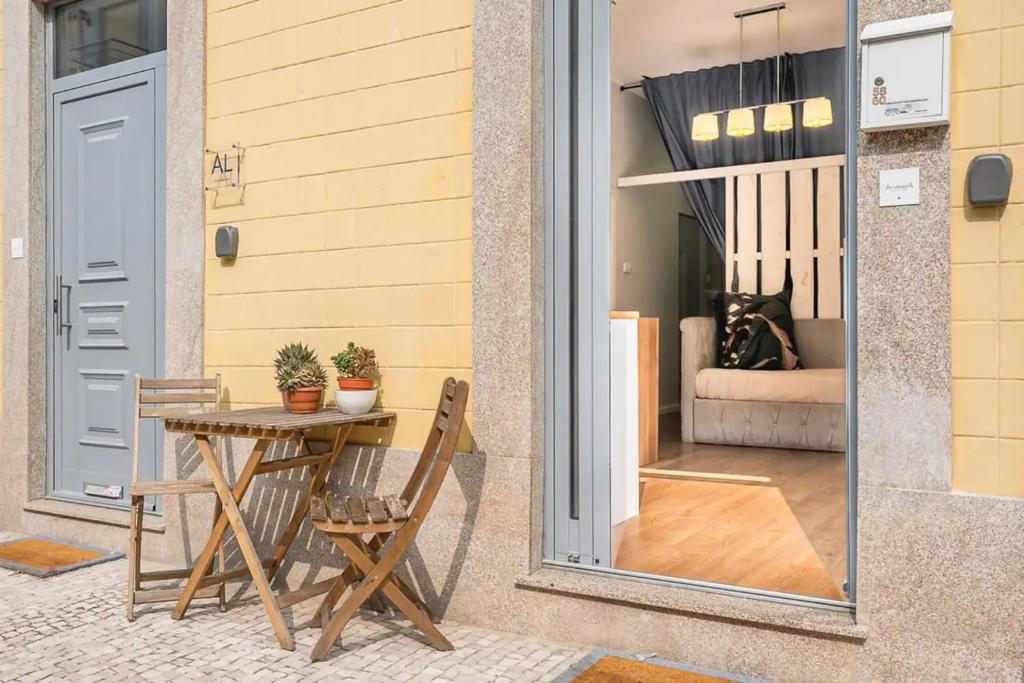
[{"left": 642, "top": 47, "right": 846, "bottom": 258}]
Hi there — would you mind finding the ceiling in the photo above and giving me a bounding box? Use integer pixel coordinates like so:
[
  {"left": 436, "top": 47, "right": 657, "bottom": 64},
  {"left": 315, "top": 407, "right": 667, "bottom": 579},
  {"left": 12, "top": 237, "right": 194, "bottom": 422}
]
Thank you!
[{"left": 611, "top": 0, "right": 846, "bottom": 86}]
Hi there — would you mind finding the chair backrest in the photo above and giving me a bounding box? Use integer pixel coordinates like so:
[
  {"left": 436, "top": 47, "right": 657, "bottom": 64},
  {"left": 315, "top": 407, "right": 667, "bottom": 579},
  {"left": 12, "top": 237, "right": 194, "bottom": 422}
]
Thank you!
[
  {"left": 131, "top": 375, "right": 222, "bottom": 484},
  {"left": 400, "top": 377, "right": 470, "bottom": 521}
]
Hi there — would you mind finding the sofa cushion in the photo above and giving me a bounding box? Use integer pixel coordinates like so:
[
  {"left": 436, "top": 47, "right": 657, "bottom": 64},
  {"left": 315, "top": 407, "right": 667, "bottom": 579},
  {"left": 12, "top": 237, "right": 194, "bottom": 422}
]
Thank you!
[
  {"left": 695, "top": 368, "right": 845, "bottom": 404},
  {"left": 793, "top": 319, "right": 845, "bottom": 369},
  {"left": 712, "top": 275, "right": 801, "bottom": 371}
]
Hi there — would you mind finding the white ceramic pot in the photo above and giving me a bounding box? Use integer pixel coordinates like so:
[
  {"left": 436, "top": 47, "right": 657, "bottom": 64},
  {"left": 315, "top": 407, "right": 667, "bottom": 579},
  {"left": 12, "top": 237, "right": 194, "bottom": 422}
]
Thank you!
[{"left": 334, "top": 388, "right": 377, "bottom": 415}]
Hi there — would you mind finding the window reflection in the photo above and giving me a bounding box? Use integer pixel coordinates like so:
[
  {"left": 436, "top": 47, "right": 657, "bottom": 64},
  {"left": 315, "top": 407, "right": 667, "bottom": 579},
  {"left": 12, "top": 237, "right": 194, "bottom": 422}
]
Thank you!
[{"left": 54, "top": 0, "right": 167, "bottom": 78}]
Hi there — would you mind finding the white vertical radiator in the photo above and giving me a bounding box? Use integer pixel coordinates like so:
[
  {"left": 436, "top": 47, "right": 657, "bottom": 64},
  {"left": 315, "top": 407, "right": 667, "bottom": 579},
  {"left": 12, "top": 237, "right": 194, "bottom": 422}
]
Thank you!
[{"left": 609, "top": 314, "right": 640, "bottom": 526}]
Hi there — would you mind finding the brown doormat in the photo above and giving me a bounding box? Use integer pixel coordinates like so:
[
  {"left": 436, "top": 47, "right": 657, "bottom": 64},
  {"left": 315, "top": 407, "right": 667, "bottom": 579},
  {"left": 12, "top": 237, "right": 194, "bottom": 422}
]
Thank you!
[
  {"left": 573, "top": 656, "right": 731, "bottom": 682},
  {"left": 0, "top": 536, "right": 123, "bottom": 578},
  {"left": 556, "top": 650, "right": 763, "bottom": 683}
]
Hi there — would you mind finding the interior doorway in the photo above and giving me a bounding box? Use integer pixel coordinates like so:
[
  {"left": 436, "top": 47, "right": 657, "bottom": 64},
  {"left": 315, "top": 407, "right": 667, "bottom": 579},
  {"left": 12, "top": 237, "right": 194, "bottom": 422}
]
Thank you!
[
  {"left": 545, "top": 0, "right": 856, "bottom": 605},
  {"left": 609, "top": 0, "right": 850, "bottom": 601}
]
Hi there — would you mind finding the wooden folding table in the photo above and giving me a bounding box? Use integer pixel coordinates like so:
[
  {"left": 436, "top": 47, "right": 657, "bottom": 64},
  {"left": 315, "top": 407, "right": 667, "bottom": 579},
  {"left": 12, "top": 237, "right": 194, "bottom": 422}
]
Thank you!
[{"left": 163, "top": 406, "right": 394, "bottom": 650}]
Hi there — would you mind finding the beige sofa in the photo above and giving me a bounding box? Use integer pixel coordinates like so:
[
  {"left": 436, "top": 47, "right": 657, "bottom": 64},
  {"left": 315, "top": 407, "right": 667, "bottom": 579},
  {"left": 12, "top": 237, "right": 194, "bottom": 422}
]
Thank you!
[{"left": 680, "top": 317, "right": 846, "bottom": 452}]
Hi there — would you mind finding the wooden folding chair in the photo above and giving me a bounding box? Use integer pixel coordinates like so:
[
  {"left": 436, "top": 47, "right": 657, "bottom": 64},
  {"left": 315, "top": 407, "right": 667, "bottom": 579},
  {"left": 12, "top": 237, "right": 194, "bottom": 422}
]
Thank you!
[
  {"left": 307, "top": 377, "right": 470, "bottom": 661},
  {"left": 126, "top": 375, "right": 227, "bottom": 621}
]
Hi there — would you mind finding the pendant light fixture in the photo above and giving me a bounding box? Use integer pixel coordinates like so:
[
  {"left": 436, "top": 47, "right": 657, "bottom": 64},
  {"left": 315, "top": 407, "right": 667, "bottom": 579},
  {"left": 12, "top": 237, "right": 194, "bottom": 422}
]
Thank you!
[
  {"left": 802, "top": 97, "right": 834, "bottom": 128},
  {"left": 691, "top": 113, "right": 720, "bottom": 142},
  {"left": 726, "top": 12, "right": 755, "bottom": 138},
  {"left": 687, "top": 2, "right": 834, "bottom": 143},
  {"left": 726, "top": 108, "right": 756, "bottom": 138},
  {"left": 763, "top": 8, "right": 793, "bottom": 133},
  {"left": 763, "top": 103, "right": 793, "bottom": 132}
]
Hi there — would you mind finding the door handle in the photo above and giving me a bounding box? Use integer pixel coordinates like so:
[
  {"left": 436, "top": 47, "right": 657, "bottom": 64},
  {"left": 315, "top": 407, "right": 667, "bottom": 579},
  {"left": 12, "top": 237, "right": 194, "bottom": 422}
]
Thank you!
[
  {"left": 55, "top": 276, "right": 72, "bottom": 336},
  {"left": 53, "top": 277, "right": 60, "bottom": 336}
]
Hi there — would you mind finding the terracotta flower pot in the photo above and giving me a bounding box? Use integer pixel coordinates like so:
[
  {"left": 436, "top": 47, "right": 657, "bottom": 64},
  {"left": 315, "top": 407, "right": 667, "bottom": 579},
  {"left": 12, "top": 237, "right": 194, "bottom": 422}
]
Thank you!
[
  {"left": 337, "top": 377, "right": 375, "bottom": 390},
  {"left": 281, "top": 387, "right": 323, "bottom": 414}
]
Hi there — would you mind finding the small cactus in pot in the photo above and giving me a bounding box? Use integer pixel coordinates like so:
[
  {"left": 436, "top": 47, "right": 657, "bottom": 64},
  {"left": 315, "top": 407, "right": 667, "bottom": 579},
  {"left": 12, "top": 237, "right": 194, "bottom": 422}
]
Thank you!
[
  {"left": 331, "top": 342, "right": 380, "bottom": 414},
  {"left": 274, "top": 343, "right": 328, "bottom": 414},
  {"left": 331, "top": 342, "right": 379, "bottom": 390}
]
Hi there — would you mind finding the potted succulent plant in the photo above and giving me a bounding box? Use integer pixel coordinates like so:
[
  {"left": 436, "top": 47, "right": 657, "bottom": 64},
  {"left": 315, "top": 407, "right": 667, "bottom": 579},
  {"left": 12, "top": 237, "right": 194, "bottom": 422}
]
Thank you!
[
  {"left": 274, "top": 343, "right": 328, "bottom": 414},
  {"left": 331, "top": 342, "right": 379, "bottom": 414}
]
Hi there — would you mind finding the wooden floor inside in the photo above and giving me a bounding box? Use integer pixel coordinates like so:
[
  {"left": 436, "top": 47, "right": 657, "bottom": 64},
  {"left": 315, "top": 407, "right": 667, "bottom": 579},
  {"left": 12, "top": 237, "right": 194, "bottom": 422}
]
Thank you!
[{"left": 612, "top": 414, "right": 847, "bottom": 600}]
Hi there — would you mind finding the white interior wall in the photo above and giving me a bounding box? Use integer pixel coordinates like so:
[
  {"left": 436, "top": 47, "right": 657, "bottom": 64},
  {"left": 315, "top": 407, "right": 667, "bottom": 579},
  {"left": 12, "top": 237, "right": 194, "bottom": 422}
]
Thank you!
[
  {"left": 610, "top": 85, "right": 688, "bottom": 412},
  {"left": 611, "top": 0, "right": 846, "bottom": 85}
]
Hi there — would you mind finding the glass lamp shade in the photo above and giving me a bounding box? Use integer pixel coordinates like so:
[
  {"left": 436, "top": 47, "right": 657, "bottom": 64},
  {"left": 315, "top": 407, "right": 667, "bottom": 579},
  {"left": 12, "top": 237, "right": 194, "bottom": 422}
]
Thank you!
[
  {"left": 764, "top": 102, "right": 793, "bottom": 132},
  {"left": 691, "top": 113, "right": 720, "bottom": 142},
  {"left": 726, "top": 108, "right": 756, "bottom": 137},
  {"left": 802, "top": 97, "right": 833, "bottom": 128}
]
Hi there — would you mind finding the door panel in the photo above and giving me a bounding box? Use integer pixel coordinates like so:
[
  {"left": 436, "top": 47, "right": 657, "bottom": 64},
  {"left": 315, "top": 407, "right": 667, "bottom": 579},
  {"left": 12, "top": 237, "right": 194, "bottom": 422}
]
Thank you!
[
  {"left": 52, "top": 70, "right": 160, "bottom": 507},
  {"left": 77, "top": 369, "right": 130, "bottom": 449},
  {"left": 77, "top": 118, "right": 129, "bottom": 282}
]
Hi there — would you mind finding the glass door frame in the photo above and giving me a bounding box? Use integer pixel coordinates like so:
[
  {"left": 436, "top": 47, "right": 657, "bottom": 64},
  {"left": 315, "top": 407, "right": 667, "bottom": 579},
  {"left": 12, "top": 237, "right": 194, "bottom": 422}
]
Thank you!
[
  {"left": 542, "top": 0, "right": 860, "bottom": 610},
  {"left": 544, "top": 0, "right": 613, "bottom": 568}
]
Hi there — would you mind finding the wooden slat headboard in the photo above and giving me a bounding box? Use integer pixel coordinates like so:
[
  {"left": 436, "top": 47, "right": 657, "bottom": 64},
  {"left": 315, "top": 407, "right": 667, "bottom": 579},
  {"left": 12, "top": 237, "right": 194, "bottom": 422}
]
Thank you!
[{"left": 724, "top": 155, "right": 846, "bottom": 319}]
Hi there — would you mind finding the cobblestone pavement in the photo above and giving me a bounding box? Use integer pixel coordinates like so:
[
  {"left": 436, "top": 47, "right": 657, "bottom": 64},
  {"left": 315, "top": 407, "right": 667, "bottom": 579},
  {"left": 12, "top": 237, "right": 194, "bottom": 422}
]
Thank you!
[{"left": 0, "top": 533, "right": 588, "bottom": 682}]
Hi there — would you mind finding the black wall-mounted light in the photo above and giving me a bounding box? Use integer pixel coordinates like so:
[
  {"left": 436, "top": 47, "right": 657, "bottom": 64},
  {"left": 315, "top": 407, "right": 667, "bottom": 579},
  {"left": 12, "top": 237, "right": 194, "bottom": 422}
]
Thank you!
[
  {"left": 967, "top": 154, "right": 1013, "bottom": 207},
  {"left": 215, "top": 225, "right": 239, "bottom": 260}
]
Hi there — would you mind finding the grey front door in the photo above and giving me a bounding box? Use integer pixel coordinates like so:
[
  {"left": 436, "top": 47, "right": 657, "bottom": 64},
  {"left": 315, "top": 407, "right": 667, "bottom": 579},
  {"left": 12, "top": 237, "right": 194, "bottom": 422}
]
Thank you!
[{"left": 50, "top": 67, "right": 164, "bottom": 508}]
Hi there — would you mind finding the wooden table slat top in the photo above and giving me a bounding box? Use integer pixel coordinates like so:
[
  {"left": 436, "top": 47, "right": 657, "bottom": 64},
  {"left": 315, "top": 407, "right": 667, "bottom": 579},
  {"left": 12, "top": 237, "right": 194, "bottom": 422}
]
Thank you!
[{"left": 163, "top": 407, "right": 395, "bottom": 433}]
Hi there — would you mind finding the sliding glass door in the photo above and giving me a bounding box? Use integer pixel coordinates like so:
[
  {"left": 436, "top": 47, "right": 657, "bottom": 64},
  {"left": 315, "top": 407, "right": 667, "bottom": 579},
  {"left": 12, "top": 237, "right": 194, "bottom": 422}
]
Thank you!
[{"left": 544, "top": 0, "right": 856, "bottom": 606}]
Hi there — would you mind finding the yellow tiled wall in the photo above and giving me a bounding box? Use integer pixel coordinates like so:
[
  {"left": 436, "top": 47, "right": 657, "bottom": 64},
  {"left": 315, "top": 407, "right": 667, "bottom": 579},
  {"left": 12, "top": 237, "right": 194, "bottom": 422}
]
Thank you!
[
  {"left": 204, "top": 0, "right": 473, "bottom": 448},
  {"left": 951, "top": 0, "right": 1024, "bottom": 495}
]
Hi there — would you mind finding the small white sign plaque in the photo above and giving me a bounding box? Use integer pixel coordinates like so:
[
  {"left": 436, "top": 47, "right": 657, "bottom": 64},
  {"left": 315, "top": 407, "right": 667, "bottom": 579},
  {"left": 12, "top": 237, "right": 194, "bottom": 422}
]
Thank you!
[
  {"left": 879, "top": 167, "right": 921, "bottom": 207},
  {"left": 10, "top": 238, "right": 23, "bottom": 259}
]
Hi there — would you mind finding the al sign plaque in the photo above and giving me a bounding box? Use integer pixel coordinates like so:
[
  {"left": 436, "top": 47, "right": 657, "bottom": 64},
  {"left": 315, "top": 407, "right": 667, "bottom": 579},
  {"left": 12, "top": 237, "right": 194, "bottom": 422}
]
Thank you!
[
  {"left": 861, "top": 12, "right": 952, "bottom": 132},
  {"left": 206, "top": 144, "right": 245, "bottom": 193}
]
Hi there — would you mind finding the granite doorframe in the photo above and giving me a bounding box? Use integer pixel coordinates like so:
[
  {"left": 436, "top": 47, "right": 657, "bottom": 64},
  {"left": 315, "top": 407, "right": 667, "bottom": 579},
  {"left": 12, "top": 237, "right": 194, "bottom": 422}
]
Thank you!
[{"left": 0, "top": 0, "right": 206, "bottom": 550}]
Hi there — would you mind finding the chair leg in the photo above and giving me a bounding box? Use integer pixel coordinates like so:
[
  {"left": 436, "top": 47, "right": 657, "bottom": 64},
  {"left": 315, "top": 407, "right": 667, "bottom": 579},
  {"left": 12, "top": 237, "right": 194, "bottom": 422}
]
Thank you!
[
  {"left": 360, "top": 536, "right": 388, "bottom": 615},
  {"left": 311, "top": 566, "right": 358, "bottom": 630},
  {"left": 126, "top": 495, "right": 144, "bottom": 622},
  {"left": 309, "top": 534, "right": 452, "bottom": 662},
  {"left": 311, "top": 573, "right": 374, "bottom": 660},
  {"left": 365, "top": 535, "right": 439, "bottom": 623},
  {"left": 313, "top": 533, "right": 392, "bottom": 627},
  {"left": 342, "top": 536, "right": 452, "bottom": 652},
  {"left": 314, "top": 543, "right": 385, "bottom": 622},
  {"left": 213, "top": 497, "right": 227, "bottom": 612},
  {"left": 376, "top": 574, "right": 452, "bottom": 651}
]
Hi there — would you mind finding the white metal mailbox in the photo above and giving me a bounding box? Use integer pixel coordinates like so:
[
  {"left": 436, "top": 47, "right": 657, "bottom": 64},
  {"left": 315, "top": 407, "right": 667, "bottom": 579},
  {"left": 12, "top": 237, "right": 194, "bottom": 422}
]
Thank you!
[{"left": 861, "top": 11, "right": 953, "bottom": 132}]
